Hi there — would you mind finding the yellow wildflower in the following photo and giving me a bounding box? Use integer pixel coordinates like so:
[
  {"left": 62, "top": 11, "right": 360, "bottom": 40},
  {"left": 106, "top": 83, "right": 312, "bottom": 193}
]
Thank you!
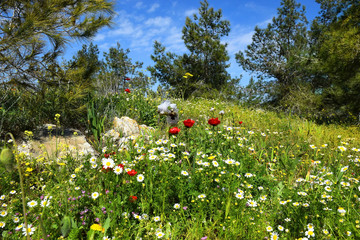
[{"left": 90, "top": 224, "right": 104, "bottom": 232}]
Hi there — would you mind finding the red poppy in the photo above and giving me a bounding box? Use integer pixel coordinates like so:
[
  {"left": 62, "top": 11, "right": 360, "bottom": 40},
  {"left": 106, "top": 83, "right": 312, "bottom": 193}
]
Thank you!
[
  {"left": 117, "top": 163, "right": 124, "bottom": 168},
  {"left": 125, "top": 77, "right": 131, "bottom": 81},
  {"left": 239, "top": 121, "right": 243, "bottom": 125},
  {"left": 169, "top": 127, "right": 181, "bottom": 135},
  {"left": 208, "top": 118, "right": 221, "bottom": 126},
  {"left": 104, "top": 153, "right": 110, "bottom": 158},
  {"left": 127, "top": 169, "right": 137, "bottom": 176},
  {"left": 183, "top": 119, "right": 195, "bottom": 128},
  {"left": 125, "top": 88, "right": 131, "bottom": 93},
  {"left": 129, "top": 195, "right": 137, "bottom": 202}
]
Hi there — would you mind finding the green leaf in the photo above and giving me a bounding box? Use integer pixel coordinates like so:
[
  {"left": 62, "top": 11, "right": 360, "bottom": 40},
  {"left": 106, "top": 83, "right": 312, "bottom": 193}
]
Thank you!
[
  {"left": 61, "top": 216, "right": 72, "bottom": 237},
  {"left": 103, "top": 217, "right": 111, "bottom": 234}
]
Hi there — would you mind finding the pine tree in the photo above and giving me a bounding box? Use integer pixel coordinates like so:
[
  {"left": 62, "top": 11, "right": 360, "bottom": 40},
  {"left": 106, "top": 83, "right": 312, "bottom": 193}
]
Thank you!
[
  {"left": 98, "top": 42, "right": 153, "bottom": 95},
  {"left": 236, "top": 0, "right": 309, "bottom": 103},
  {"left": 0, "top": 0, "right": 113, "bottom": 88},
  {"left": 149, "top": 0, "right": 232, "bottom": 99},
  {"left": 182, "top": 0, "right": 231, "bottom": 91},
  {"left": 311, "top": 0, "right": 360, "bottom": 120}
]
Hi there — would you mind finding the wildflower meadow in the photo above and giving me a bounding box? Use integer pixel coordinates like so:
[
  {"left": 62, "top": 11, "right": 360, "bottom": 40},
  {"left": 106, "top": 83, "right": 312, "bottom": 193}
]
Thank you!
[{"left": 1, "top": 91, "right": 360, "bottom": 240}]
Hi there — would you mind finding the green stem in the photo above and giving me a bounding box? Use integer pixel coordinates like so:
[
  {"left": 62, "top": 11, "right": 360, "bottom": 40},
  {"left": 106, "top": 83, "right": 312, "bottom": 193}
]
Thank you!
[{"left": 7, "top": 133, "right": 30, "bottom": 240}]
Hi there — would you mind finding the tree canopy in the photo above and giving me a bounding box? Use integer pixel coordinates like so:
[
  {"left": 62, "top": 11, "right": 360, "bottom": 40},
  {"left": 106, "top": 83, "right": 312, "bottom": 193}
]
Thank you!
[
  {"left": 149, "top": 0, "right": 234, "bottom": 99},
  {"left": 236, "top": 0, "right": 309, "bottom": 103},
  {"left": 0, "top": 0, "right": 113, "bottom": 89}
]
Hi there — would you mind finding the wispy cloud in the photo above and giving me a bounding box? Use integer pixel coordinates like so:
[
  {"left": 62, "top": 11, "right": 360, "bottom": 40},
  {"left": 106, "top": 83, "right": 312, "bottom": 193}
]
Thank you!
[
  {"left": 224, "top": 25, "right": 254, "bottom": 54},
  {"left": 145, "top": 16, "right": 172, "bottom": 27},
  {"left": 257, "top": 18, "right": 273, "bottom": 27},
  {"left": 163, "top": 27, "right": 186, "bottom": 53},
  {"left": 244, "top": 2, "right": 257, "bottom": 9},
  {"left": 148, "top": 3, "right": 160, "bottom": 13},
  {"left": 185, "top": 9, "right": 197, "bottom": 17},
  {"left": 93, "top": 33, "right": 106, "bottom": 41},
  {"left": 135, "top": 1, "right": 144, "bottom": 9}
]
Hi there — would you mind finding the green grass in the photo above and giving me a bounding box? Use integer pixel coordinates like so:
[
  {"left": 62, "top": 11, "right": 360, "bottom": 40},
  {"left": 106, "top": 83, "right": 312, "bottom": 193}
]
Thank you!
[{"left": 0, "top": 94, "right": 359, "bottom": 239}]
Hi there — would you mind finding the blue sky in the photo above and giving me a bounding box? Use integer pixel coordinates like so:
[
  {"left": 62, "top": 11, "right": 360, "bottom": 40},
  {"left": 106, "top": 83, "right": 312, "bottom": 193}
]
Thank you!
[{"left": 62, "top": 0, "right": 321, "bottom": 86}]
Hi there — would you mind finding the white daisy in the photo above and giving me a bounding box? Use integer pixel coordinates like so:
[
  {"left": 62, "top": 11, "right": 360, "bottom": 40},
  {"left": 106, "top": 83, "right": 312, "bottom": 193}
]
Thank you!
[
  {"left": 22, "top": 225, "right": 36, "bottom": 236},
  {"left": 247, "top": 200, "right": 257, "bottom": 207},
  {"left": 181, "top": 171, "right": 189, "bottom": 176},
  {"left": 198, "top": 194, "right": 206, "bottom": 199},
  {"left": 113, "top": 166, "right": 123, "bottom": 175},
  {"left": 305, "top": 229, "right": 315, "bottom": 237},
  {"left": 266, "top": 226, "right": 273, "bottom": 232},
  {"left": 102, "top": 158, "right": 115, "bottom": 169},
  {"left": 27, "top": 200, "right": 37, "bottom": 208},
  {"left": 156, "top": 231, "right": 165, "bottom": 238},
  {"left": 91, "top": 192, "right": 99, "bottom": 200},
  {"left": 137, "top": 174, "right": 145, "bottom": 182}
]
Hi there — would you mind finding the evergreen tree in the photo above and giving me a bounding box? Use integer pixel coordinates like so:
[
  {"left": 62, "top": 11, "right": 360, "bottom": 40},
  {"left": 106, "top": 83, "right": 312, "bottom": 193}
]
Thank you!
[
  {"left": 312, "top": 1, "right": 360, "bottom": 117},
  {"left": 149, "top": 0, "right": 232, "bottom": 99},
  {"left": 182, "top": 0, "right": 231, "bottom": 91},
  {"left": 65, "top": 43, "right": 102, "bottom": 89},
  {"left": 0, "top": 0, "right": 113, "bottom": 89},
  {"left": 236, "top": 0, "right": 309, "bottom": 103},
  {"left": 98, "top": 43, "right": 153, "bottom": 95}
]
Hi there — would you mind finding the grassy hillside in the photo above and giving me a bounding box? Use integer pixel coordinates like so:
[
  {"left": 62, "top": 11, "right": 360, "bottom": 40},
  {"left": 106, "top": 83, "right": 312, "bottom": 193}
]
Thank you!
[{"left": 0, "top": 94, "right": 359, "bottom": 239}]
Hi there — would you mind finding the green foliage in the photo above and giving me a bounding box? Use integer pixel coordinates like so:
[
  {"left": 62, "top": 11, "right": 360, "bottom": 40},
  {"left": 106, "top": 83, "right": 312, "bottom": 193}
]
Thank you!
[
  {"left": 61, "top": 216, "right": 72, "bottom": 237},
  {"left": 91, "top": 90, "right": 159, "bottom": 129},
  {"left": 87, "top": 101, "right": 106, "bottom": 143},
  {"left": 0, "top": 0, "right": 114, "bottom": 87},
  {"left": 181, "top": 0, "right": 231, "bottom": 91},
  {"left": 149, "top": 0, "right": 235, "bottom": 99},
  {"left": 65, "top": 43, "right": 102, "bottom": 89},
  {"left": 97, "top": 42, "right": 154, "bottom": 95},
  {"left": 68, "top": 227, "right": 80, "bottom": 240},
  {"left": 236, "top": 0, "right": 310, "bottom": 103},
  {"left": 310, "top": 1, "right": 360, "bottom": 120},
  {"left": 0, "top": 84, "right": 89, "bottom": 137},
  {"left": 279, "top": 83, "right": 322, "bottom": 119}
]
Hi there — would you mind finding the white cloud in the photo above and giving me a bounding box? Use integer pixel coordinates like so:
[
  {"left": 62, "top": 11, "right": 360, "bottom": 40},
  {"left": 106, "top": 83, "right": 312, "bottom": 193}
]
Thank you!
[
  {"left": 244, "top": 2, "right": 257, "bottom": 9},
  {"left": 112, "top": 19, "right": 136, "bottom": 35},
  {"left": 224, "top": 25, "right": 254, "bottom": 54},
  {"left": 145, "top": 17, "right": 172, "bottom": 27},
  {"left": 98, "top": 42, "right": 110, "bottom": 51},
  {"left": 226, "top": 32, "right": 253, "bottom": 53},
  {"left": 135, "top": 1, "right": 144, "bottom": 9},
  {"left": 257, "top": 18, "right": 273, "bottom": 27},
  {"left": 147, "top": 3, "right": 160, "bottom": 13},
  {"left": 185, "top": 9, "right": 197, "bottom": 17},
  {"left": 163, "top": 27, "right": 186, "bottom": 53},
  {"left": 93, "top": 33, "right": 106, "bottom": 41}
]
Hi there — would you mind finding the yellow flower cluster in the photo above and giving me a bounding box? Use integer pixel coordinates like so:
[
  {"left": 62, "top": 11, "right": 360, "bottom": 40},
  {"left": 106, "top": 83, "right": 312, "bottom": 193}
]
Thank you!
[{"left": 90, "top": 224, "right": 104, "bottom": 232}]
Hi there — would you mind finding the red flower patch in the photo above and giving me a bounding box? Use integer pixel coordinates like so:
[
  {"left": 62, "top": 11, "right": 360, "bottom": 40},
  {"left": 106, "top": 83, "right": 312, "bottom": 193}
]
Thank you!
[
  {"left": 208, "top": 118, "right": 221, "bottom": 126},
  {"left": 183, "top": 119, "right": 195, "bottom": 128},
  {"left": 127, "top": 169, "right": 137, "bottom": 176},
  {"left": 169, "top": 127, "right": 181, "bottom": 135}
]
